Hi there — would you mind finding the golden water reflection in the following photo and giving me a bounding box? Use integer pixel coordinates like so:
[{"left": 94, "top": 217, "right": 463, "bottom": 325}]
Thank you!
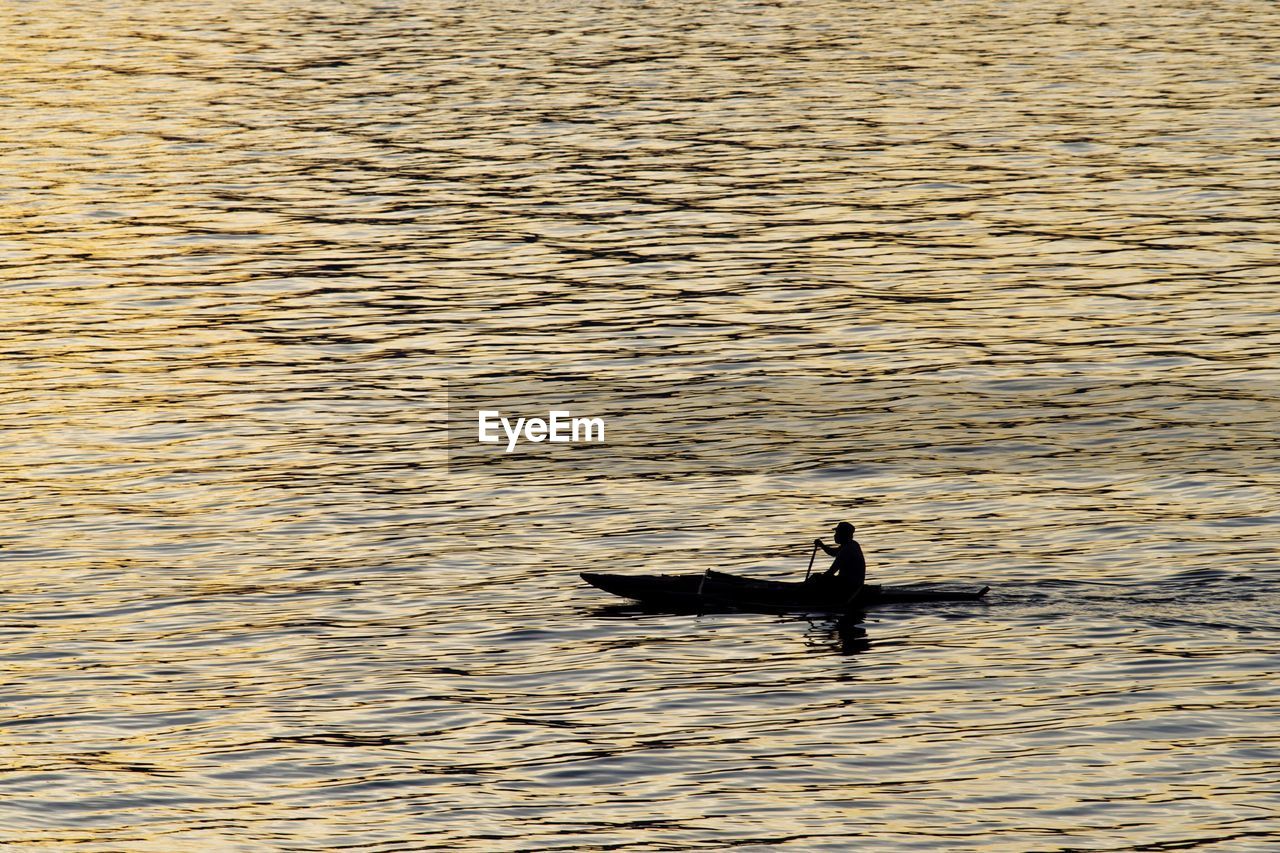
[{"left": 2, "top": 0, "right": 1279, "bottom": 849}]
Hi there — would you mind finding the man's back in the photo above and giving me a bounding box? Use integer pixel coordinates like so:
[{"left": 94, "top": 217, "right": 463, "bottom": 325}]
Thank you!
[{"left": 831, "top": 540, "right": 866, "bottom": 587}]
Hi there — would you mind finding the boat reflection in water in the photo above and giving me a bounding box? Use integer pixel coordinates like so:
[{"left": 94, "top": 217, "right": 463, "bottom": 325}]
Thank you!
[{"left": 587, "top": 603, "right": 874, "bottom": 656}]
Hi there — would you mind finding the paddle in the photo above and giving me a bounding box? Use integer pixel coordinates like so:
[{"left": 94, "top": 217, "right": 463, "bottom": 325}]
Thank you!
[
  {"left": 842, "top": 583, "right": 866, "bottom": 608},
  {"left": 803, "top": 541, "right": 819, "bottom": 581}
]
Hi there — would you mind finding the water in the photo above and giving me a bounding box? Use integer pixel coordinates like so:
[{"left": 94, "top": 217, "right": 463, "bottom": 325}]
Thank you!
[{"left": 2, "top": 0, "right": 1278, "bottom": 849}]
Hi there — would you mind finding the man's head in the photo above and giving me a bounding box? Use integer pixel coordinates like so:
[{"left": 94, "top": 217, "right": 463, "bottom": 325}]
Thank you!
[{"left": 834, "top": 521, "right": 855, "bottom": 543}]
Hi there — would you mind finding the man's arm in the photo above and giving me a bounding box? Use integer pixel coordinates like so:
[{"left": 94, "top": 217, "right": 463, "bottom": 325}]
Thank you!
[{"left": 814, "top": 538, "right": 838, "bottom": 557}]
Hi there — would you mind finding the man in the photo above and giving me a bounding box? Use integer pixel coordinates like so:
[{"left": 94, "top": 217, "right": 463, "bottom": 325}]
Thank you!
[{"left": 812, "top": 521, "right": 866, "bottom": 595}]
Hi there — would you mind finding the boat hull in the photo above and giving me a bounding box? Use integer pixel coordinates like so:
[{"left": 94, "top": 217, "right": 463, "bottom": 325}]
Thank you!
[{"left": 581, "top": 570, "right": 989, "bottom": 613}]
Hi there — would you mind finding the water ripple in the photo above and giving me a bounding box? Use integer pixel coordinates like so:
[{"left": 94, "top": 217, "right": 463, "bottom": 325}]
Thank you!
[{"left": 3, "top": 0, "right": 1279, "bottom": 849}]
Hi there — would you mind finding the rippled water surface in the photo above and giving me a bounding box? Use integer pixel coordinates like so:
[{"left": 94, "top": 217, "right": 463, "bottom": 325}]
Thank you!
[{"left": 3, "top": 0, "right": 1279, "bottom": 849}]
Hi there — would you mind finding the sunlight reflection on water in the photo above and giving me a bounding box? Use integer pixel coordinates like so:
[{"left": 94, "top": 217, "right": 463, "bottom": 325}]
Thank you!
[{"left": 2, "top": 0, "right": 1279, "bottom": 849}]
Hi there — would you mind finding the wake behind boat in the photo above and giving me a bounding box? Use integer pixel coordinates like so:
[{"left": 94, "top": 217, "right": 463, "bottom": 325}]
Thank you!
[{"left": 581, "top": 569, "right": 990, "bottom": 613}]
